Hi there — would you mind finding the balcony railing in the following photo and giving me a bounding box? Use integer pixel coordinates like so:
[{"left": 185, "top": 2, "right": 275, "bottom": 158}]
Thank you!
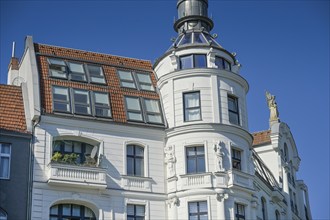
[
  {"left": 47, "top": 163, "right": 107, "bottom": 189},
  {"left": 228, "top": 170, "right": 254, "bottom": 189},
  {"left": 180, "top": 173, "right": 212, "bottom": 190},
  {"left": 121, "top": 175, "right": 153, "bottom": 192}
]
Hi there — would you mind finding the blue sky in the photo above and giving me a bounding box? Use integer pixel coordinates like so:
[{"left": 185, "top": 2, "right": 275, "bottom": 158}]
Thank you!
[{"left": 0, "top": 0, "right": 329, "bottom": 219}]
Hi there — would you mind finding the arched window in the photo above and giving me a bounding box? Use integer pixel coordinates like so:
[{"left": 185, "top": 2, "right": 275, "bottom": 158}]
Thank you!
[
  {"left": 50, "top": 204, "right": 96, "bottom": 220},
  {"left": 261, "top": 197, "right": 267, "bottom": 220},
  {"left": 275, "top": 210, "right": 280, "bottom": 220},
  {"left": 284, "top": 143, "right": 289, "bottom": 162},
  {"left": 127, "top": 145, "right": 144, "bottom": 176},
  {"left": 52, "top": 140, "right": 98, "bottom": 166},
  {"left": 0, "top": 208, "right": 7, "bottom": 220}
]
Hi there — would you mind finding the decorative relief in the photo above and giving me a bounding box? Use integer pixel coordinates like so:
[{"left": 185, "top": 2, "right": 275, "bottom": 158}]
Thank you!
[
  {"left": 214, "top": 141, "right": 225, "bottom": 172},
  {"left": 216, "top": 193, "right": 228, "bottom": 202},
  {"left": 166, "top": 197, "right": 180, "bottom": 207},
  {"left": 164, "top": 145, "right": 176, "bottom": 178},
  {"left": 266, "top": 91, "right": 280, "bottom": 125}
]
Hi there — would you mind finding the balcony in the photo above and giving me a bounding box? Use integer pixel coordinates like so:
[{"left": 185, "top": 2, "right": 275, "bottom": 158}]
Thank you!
[
  {"left": 121, "top": 175, "right": 153, "bottom": 192},
  {"left": 180, "top": 172, "right": 212, "bottom": 190},
  {"left": 228, "top": 170, "right": 254, "bottom": 190},
  {"left": 47, "top": 163, "right": 107, "bottom": 189}
]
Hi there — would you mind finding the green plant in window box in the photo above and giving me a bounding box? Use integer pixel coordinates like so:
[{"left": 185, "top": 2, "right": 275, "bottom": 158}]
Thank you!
[
  {"left": 62, "top": 153, "right": 79, "bottom": 165},
  {"left": 51, "top": 152, "right": 63, "bottom": 162}
]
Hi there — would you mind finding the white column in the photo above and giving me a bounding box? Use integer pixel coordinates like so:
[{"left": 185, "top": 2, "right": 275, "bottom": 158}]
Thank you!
[
  {"left": 166, "top": 197, "right": 179, "bottom": 220},
  {"left": 250, "top": 195, "right": 258, "bottom": 220},
  {"left": 283, "top": 165, "right": 292, "bottom": 220},
  {"left": 217, "top": 193, "right": 228, "bottom": 220}
]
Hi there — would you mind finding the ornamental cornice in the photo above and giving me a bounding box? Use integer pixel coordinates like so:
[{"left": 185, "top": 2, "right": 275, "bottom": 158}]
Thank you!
[
  {"left": 157, "top": 68, "right": 249, "bottom": 93},
  {"left": 165, "top": 123, "right": 253, "bottom": 145}
]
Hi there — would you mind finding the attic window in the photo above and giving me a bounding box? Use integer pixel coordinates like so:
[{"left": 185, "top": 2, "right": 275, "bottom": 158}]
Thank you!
[
  {"left": 48, "top": 58, "right": 67, "bottom": 79},
  {"left": 68, "top": 62, "right": 87, "bottom": 82},
  {"left": 87, "top": 65, "right": 106, "bottom": 84},
  {"left": 117, "top": 70, "right": 154, "bottom": 91},
  {"left": 124, "top": 96, "right": 163, "bottom": 125}
]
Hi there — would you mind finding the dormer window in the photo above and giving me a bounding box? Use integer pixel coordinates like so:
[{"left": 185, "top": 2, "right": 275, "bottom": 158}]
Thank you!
[
  {"left": 68, "top": 62, "right": 87, "bottom": 82},
  {"left": 48, "top": 58, "right": 67, "bottom": 79},
  {"left": 47, "top": 58, "right": 106, "bottom": 84},
  {"left": 117, "top": 70, "right": 154, "bottom": 91}
]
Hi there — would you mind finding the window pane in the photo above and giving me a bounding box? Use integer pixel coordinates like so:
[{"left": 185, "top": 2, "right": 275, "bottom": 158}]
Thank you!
[
  {"left": 215, "top": 57, "right": 224, "bottom": 69},
  {"left": 127, "top": 157, "right": 134, "bottom": 175},
  {"left": 194, "top": 55, "right": 207, "bottom": 68},
  {"left": 1, "top": 144, "right": 10, "bottom": 154},
  {"left": 180, "top": 32, "right": 192, "bottom": 45},
  {"left": 50, "top": 205, "right": 58, "bottom": 215},
  {"left": 197, "top": 157, "right": 205, "bottom": 172},
  {"left": 144, "top": 99, "right": 160, "bottom": 113},
  {"left": 135, "top": 146, "right": 144, "bottom": 157},
  {"left": 53, "top": 87, "right": 69, "bottom": 101},
  {"left": 135, "top": 158, "right": 144, "bottom": 176},
  {"left": 50, "top": 67, "right": 67, "bottom": 78},
  {"left": 64, "top": 141, "right": 73, "bottom": 152},
  {"left": 186, "top": 147, "right": 196, "bottom": 156},
  {"left": 147, "top": 115, "right": 162, "bottom": 124},
  {"left": 62, "top": 204, "right": 71, "bottom": 215},
  {"left": 127, "top": 112, "right": 143, "bottom": 121},
  {"left": 136, "top": 73, "right": 152, "bottom": 84},
  {"left": 72, "top": 204, "right": 80, "bottom": 216},
  {"left": 73, "top": 142, "right": 82, "bottom": 153},
  {"left": 85, "top": 207, "right": 94, "bottom": 217},
  {"left": 90, "top": 76, "right": 106, "bottom": 84},
  {"left": 127, "top": 145, "right": 134, "bottom": 155},
  {"left": 95, "top": 108, "right": 111, "bottom": 117},
  {"left": 184, "top": 93, "right": 200, "bottom": 108},
  {"left": 189, "top": 202, "right": 198, "bottom": 213},
  {"left": 199, "top": 201, "right": 208, "bottom": 212},
  {"left": 187, "top": 158, "right": 196, "bottom": 173},
  {"left": 68, "top": 62, "right": 84, "bottom": 73},
  {"left": 228, "top": 97, "right": 238, "bottom": 111},
  {"left": 88, "top": 65, "right": 103, "bottom": 76},
  {"left": 224, "top": 60, "right": 231, "bottom": 71},
  {"left": 125, "top": 97, "right": 141, "bottom": 111},
  {"left": 180, "top": 55, "right": 193, "bottom": 69},
  {"left": 140, "top": 84, "right": 154, "bottom": 91},
  {"left": 49, "top": 58, "right": 66, "bottom": 66},
  {"left": 185, "top": 109, "right": 201, "bottom": 121},
  {"left": 122, "top": 82, "right": 136, "bottom": 88},
  {"left": 118, "top": 70, "right": 134, "bottom": 80},
  {"left": 0, "top": 158, "right": 9, "bottom": 178},
  {"left": 194, "top": 33, "right": 207, "bottom": 44},
  {"left": 229, "top": 112, "right": 239, "bottom": 125},
  {"left": 74, "top": 90, "right": 89, "bottom": 104},
  {"left": 94, "top": 93, "right": 109, "bottom": 105},
  {"left": 135, "top": 205, "right": 145, "bottom": 216},
  {"left": 127, "top": 204, "right": 134, "bottom": 216}
]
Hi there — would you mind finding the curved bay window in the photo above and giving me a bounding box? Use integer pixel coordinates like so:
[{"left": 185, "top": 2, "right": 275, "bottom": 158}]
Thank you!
[
  {"left": 52, "top": 140, "right": 97, "bottom": 166},
  {"left": 50, "top": 204, "right": 96, "bottom": 220}
]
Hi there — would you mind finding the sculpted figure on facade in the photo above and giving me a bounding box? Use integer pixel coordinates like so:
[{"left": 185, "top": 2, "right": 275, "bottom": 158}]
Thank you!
[
  {"left": 266, "top": 91, "right": 280, "bottom": 124},
  {"left": 214, "top": 141, "right": 225, "bottom": 172},
  {"left": 164, "top": 145, "right": 176, "bottom": 178}
]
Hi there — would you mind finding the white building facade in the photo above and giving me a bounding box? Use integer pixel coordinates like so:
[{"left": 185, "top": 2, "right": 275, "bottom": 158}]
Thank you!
[{"left": 5, "top": 0, "right": 312, "bottom": 220}]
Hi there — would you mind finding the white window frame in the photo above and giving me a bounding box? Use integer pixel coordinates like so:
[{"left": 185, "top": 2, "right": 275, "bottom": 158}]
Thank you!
[
  {"left": 125, "top": 199, "right": 149, "bottom": 220},
  {"left": 0, "top": 143, "right": 11, "bottom": 180},
  {"left": 230, "top": 143, "right": 244, "bottom": 172},
  {"left": 117, "top": 70, "right": 155, "bottom": 91},
  {"left": 183, "top": 141, "right": 209, "bottom": 174},
  {"left": 183, "top": 91, "right": 202, "bottom": 122},
  {"left": 227, "top": 94, "right": 240, "bottom": 126},
  {"left": 185, "top": 196, "right": 211, "bottom": 220},
  {"left": 123, "top": 141, "right": 149, "bottom": 177}
]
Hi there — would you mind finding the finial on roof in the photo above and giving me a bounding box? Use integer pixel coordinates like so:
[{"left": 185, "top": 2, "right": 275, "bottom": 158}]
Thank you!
[
  {"left": 12, "top": 41, "right": 16, "bottom": 58},
  {"left": 266, "top": 91, "right": 280, "bottom": 127}
]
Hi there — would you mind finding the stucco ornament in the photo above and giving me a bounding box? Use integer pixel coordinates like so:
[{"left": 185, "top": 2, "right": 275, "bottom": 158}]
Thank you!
[
  {"left": 164, "top": 145, "right": 176, "bottom": 178},
  {"left": 266, "top": 91, "right": 280, "bottom": 125},
  {"left": 214, "top": 141, "right": 225, "bottom": 172}
]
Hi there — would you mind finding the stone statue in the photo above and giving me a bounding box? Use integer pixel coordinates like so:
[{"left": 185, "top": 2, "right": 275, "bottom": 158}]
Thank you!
[
  {"left": 266, "top": 91, "right": 280, "bottom": 125},
  {"left": 164, "top": 145, "right": 176, "bottom": 178},
  {"left": 214, "top": 141, "right": 225, "bottom": 171}
]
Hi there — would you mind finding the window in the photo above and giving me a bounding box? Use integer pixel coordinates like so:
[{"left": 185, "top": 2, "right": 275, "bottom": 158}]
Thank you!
[
  {"left": 47, "top": 58, "right": 106, "bottom": 84},
  {"left": 127, "top": 145, "right": 144, "bottom": 176},
  {"left": 127, "top": 204, "right": 145, "bottom": 220},
  {"left": 0, "top": 208, "right": 7, "bottom": 220},
  {"left": 93, "top": 92, "right": 111, "bottom": 117},
  {"left": 68, "top": 62, "right": 87, "bottom": 82},
  {"left": 53, "top": 86, "right": 71, "bottom": 113},
  {"left": 143, "top": 99, "right": 163, "bottom": 124},
  {"left": 125, "top": 96, "right": 143, "bottom": 122},
  {"left": 49, "top": 204, "right": 96, "bottom": 220},
  {"left": 53, "top": 140, "right": 97, "bottom": 165},
  {"left": 124, "top": 96, "right": 163, "bottom": 125},
  {"left": 284, "top": 143, "right": 289, "bottom": 162},
  {"left": 87, "top": 64, "right": 106, "bottom": 84},
  {"left": 48, "top": 58, "right": 68, "bottom": 79},
  {"left": 228, "top": 95, "right": 240, "bottom": 125},
  {"left": 188, "top": 201, "right": 208, "bottom": 220},
  {"left": 0, "top": 143, "right": 11, "bottom": 179},
  {"left": 186, "top": 146, "right": 205, "bottom": 174},
  {"left": 275, "top": 210, "right": 280, "bottom": 220},
  {"left": 183, "top": 91, "right": 201, "bottom": 121},
  {"left": 118, "top": 70, "right": 136, "bottom": 89},
  {"left": 232, "top": 148, "right": 241, "bottom": 170},
  {"left": 73, "top": 89, "right": 91, "bottom": 115},
  {"left": 52, "top": 86, "right": 112, "bottom": 118},
  {"left": 118, "top": 70, "right": 154, "bottom": 91},
  {"left": 235, "top": 203, "right": 245, "bottom": 220},
  {"left": 261, "top": 197, "right": 267, "bottom": 220},
  {"left": 215, "top": 57, "right": 231, "bottom": 71},
  {"left": 179, "top": 54, "right": 207, "bottom": 69}
]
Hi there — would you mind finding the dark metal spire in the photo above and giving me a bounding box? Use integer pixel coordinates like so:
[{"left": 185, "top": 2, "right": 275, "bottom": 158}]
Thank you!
[{"left": 174, "top": 0, "right": 214, "bottom": 33}]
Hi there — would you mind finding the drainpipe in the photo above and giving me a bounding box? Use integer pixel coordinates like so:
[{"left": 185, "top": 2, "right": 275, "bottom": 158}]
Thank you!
[{"left": 27, "top": 116, "right": 41, "bottom": 220}]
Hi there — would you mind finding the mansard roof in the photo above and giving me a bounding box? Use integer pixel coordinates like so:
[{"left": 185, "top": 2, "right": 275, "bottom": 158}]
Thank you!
[
  {"left": 252, "top": 130, "right": 271, "bottom": 146},
  {"left": 0, "top": 85, "right": 28, "bottom": 133},
  {"left": 34, "top": 43, "right": 163, "bottom": 126}
]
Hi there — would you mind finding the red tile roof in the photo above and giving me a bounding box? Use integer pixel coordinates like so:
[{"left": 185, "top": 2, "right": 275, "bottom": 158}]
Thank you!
[
  {"left": 34, "top": 43, "right": 161, "bottom": 125},
  {"left": 0, "top": 85, "right": 28, "bottom": 133},
  {"left": 252, "top": 130, "right": 271, "bottom": 146}
]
